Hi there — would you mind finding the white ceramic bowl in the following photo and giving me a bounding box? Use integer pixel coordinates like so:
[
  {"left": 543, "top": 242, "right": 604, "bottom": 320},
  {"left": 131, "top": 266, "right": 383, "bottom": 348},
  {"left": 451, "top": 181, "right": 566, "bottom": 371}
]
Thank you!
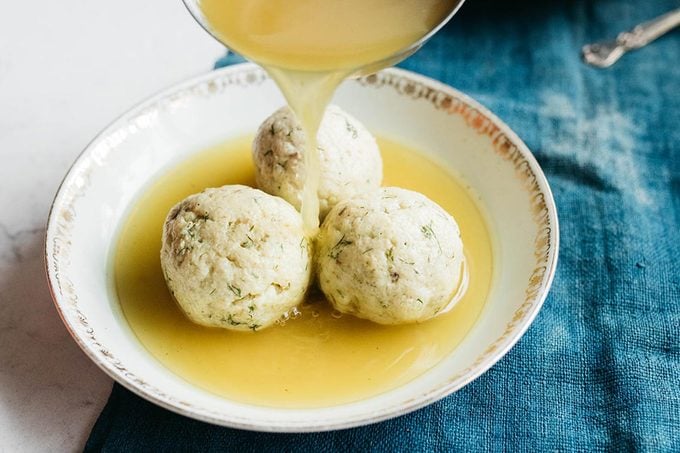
[{"left": 45, "top": 63, "right": 558, "bottom": 432}]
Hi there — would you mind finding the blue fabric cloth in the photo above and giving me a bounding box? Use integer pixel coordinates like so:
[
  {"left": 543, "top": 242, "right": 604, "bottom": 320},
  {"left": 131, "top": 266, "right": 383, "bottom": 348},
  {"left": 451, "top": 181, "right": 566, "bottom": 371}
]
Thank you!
[{"left": 86, "top": 0, "right": 680, "bottom": 450}]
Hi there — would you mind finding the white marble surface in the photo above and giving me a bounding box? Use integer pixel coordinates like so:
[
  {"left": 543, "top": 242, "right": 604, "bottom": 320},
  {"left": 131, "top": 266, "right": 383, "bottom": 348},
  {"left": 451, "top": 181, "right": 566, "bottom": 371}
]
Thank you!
[{"left": 0, "top": 1, "right": 221, "bottom": 451}]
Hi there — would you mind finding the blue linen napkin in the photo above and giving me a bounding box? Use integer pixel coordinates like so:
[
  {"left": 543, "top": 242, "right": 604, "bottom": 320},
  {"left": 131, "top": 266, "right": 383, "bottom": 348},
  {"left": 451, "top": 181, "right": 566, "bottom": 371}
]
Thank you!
[{"left": 85, "top": 0, "right": 680, "bottom": 450}]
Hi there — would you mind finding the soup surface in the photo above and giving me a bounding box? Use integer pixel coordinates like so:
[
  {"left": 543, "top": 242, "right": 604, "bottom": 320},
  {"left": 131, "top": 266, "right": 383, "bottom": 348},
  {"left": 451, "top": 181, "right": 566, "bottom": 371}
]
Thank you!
[{"left": 115, "top": 136, "right": 493, "bottom": 408}]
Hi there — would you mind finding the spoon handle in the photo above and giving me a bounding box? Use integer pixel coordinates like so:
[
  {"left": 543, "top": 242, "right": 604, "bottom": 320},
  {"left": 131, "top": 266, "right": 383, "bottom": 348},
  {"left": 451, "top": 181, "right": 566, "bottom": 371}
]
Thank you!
[{"left": 582, "top": 8, "right": 680, "bottom": 68}]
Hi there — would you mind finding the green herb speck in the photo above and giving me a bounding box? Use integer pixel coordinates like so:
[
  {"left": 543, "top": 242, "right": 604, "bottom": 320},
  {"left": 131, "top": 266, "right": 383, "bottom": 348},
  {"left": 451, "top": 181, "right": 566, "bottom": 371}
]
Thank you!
[
  {"left": 227, "top": 284, "right": 242, "bottom": 298},
  {"left": 385, "top": 247, "right": 395, "bottom": 263},
  {"left": 329, "top": 234, "right": 353, "bottom": 260},
  {"left": 421, "top": 222, "right": 442, "bottom": 253},
  {"left": 345, "top": 119, "right": 358, "bottom": 139},
  {"left": 240, "top": 234, "right": 255, "bottom": 248}
]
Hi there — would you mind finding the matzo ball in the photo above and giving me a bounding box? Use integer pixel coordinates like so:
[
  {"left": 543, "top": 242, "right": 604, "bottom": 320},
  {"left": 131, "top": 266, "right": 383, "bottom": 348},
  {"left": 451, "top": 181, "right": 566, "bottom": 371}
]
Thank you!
[
  {"left": 316, "top": 187, "right": 466, "bottom": 325},
  {"left": 252, "top": 105, "right": 382, "bottom": 220},
  {"left": 161, "top": 185, "right": 311, "bottom": 331}
]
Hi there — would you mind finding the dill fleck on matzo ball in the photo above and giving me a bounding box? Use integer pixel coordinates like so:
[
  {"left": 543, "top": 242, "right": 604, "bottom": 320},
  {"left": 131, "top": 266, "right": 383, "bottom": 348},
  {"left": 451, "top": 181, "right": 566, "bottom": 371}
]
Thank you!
[
  {"left": 316, "top": 187, "right": 466, "bottom": 325},
  {"left": 161, "top": 185, "right": 311, "bottom": 331}
]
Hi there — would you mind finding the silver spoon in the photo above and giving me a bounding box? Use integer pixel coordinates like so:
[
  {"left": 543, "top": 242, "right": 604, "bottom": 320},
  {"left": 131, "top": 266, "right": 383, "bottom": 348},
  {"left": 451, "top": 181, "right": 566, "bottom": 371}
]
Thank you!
[{"left": 582, "top": 8, "right": 680, "bottom": 68}]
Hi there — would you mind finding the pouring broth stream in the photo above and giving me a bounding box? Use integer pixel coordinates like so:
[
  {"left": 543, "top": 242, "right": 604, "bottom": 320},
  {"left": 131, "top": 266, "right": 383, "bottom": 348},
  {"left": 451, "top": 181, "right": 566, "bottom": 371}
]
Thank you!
[{"left": 197, "top": 0, "right": 460, "bottom": 232}]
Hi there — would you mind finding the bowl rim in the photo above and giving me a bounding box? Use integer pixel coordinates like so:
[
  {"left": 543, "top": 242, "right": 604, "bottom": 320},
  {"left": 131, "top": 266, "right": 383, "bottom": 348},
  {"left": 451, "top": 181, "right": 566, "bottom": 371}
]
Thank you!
[{"left": 45, "top": 63, "right": 559, "bottom": 432}]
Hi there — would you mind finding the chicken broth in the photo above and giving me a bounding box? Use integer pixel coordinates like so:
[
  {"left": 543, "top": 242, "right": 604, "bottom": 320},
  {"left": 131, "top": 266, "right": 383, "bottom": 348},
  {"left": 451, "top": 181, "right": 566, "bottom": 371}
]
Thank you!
[
  {"left": 197, "top": 0, "right": 460, "bottom": 234},
  {"left": 198, "top": 0, "right": 459, "bottom": 72},
  {"left": 114, "top": 136, "right": 494, "bottom": 408}
]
